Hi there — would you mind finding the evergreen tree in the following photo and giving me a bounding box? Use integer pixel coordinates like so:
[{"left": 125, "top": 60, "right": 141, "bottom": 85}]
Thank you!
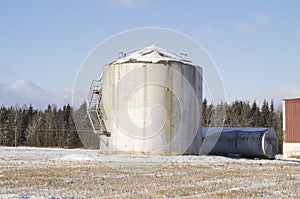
[
  {"left": 44, "top": 105, "right": 55, "bottom": 147},
  {"left": 269, "top": 99, "right": 275, "bottom": 127},
  {"left": 74, "top": 101, "right": 99, "bottom": 149},
  {"left": 211, "top": 102, "right": 226, "bottom": 127},
  {"left": 260, "top": 100, "right": 270, "bottom": 127},
  {"left": 250, "top": 101, "right": 260, "bottom": 127},
  {"left": 0, "top": 107, "right": 10, "bottom": 146},
  {"left": 202, "top": 98, "right": 208, "bottom": 127},
  {"left": 206, "top": 103, "right": 214, "bottom": 127}
]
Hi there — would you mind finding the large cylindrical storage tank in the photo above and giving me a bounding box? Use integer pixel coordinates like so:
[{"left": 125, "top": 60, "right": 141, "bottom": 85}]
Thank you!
[
  {"left": 202, "top": 127, "right": 278, "bottom": 159},
  {"left": 100, "top": 45, "right": 202, "bottom": 155}
]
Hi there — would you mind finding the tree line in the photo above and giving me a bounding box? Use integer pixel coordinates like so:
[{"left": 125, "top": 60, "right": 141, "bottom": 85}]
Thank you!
[
  {"left": 0, "top": 99, "right": 283, "bottom": 152},
  {"left": 0, "top": 102, "right": 98, "bottom": 149}
]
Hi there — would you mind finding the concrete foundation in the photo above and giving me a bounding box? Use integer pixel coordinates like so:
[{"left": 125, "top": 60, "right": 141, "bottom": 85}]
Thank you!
[{"left": 283, "top": 142, "right": 300, "bottom": 158}]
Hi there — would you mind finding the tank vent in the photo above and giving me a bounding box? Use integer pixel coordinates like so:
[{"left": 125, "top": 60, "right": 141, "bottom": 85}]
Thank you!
[
  {"left": 180, "top": 53, "right": 188, "bottom": 60},
  {"left": 118, "top": 52, "right": 126, "bottom": 59}
]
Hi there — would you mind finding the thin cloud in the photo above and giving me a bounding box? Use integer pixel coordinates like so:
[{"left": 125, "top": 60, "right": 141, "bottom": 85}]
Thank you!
[
  {"left": 236, "top": 14, "right": 271, "bottom": 33},
  {"left": 0, "top": 80, "right": 72, "bottom": 109},
  {"left": 102, "top": 0, "right": 147, "bottom": 10},
  {"left": 254, "top": 14, "right": 271, "bottom": 26},
  {"left": 236, "top": 21, "right": 254, "bottom": 33},
  {"left": 200, "top": 17, "right": 216, "bottom": 35}
]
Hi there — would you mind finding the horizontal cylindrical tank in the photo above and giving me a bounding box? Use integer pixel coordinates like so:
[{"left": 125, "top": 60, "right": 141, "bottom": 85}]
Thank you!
[{"left": 202, "top": 127, "right": 278, "bottom": 159}]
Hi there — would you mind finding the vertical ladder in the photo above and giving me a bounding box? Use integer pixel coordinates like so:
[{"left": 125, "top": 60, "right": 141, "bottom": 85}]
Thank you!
[{"left": 87, "top": 79, "right": 110, "bottom": 137}]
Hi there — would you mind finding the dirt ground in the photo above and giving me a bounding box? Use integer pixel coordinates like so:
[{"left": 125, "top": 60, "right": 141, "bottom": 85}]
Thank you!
[{"left": 0, "top": 147, "right": 299, "bottom": 198}]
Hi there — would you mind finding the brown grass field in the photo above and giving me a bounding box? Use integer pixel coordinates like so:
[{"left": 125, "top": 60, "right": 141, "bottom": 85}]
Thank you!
[{"left": 0, "top": 147, "right": 299, "bottom": 198}]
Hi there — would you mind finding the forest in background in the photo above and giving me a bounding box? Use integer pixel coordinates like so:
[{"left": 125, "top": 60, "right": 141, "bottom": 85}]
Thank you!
[{"left": 0, "top": 99, "right": 283, "bottom": 152}]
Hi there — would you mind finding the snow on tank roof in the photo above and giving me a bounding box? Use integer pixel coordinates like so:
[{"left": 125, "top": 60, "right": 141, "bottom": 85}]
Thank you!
[{"left": 110, "top": 44, "right": 197, "bottom": 66}]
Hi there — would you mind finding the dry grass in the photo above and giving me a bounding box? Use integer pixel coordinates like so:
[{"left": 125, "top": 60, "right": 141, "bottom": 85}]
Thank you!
[{"left": 1, "top": 156, "right": 300, "bottom": 198}]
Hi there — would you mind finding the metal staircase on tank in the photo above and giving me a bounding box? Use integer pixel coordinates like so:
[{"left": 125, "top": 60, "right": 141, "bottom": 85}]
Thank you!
[{"left": 87, "top": 79, "right": 110, "bottom": 137}]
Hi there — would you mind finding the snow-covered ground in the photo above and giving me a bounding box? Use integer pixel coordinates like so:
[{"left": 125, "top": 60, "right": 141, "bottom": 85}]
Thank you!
[
  {"left": 0, "top": 147, "right": 299, "bottom": 198},
  {"left": 0, "top": 146, "right": 298, "bottom": 163}
]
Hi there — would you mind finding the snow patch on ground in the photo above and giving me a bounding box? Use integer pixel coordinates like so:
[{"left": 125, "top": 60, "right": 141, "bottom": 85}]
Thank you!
[
  {"left": 0, "top": 146, "right": 299, "bottom": 164},
  {"left": 0, "top": 194, "right": 45, "bottom": 199},
  {"left": 58, "top": 153, "right": 95, "bottom": 161}
]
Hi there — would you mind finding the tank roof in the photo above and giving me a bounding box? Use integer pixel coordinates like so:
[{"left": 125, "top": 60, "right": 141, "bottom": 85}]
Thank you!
[{"left": 110, "top": 44, "right": 197, "bottom": 66}]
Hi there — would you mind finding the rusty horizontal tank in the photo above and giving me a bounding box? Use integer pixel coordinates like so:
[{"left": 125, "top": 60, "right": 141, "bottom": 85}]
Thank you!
[{"left": 202, "top": 127, "right": 278, "bottom": 159}]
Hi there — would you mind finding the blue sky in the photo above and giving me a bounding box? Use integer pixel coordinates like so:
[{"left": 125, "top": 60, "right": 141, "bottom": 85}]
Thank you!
[{"left": 1, "top": 0, "right": 300, "bottom": 108}]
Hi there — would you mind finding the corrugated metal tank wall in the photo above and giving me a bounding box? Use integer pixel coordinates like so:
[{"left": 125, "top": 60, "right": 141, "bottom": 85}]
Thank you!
[
  {"left": 283, "top": 98, "right": 300, "bottom": 143},
  {"left": 101, "top": 61, "right": 202, "bottom": 155}
]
